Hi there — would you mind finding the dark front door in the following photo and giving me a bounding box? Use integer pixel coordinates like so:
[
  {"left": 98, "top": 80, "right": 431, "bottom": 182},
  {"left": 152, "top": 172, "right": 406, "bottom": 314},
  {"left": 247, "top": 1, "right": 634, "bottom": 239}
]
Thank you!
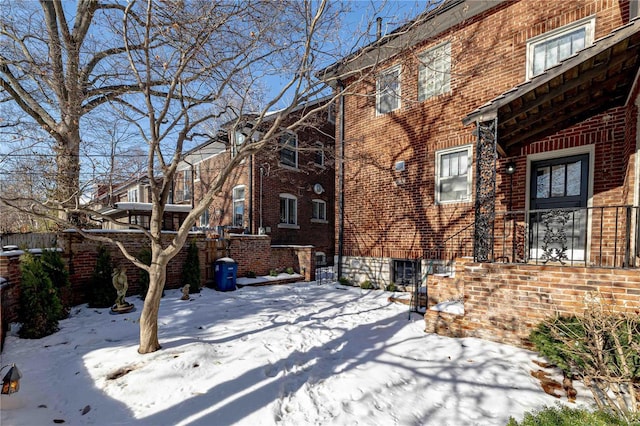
[{"left": 529, "top": 154, "right": 589, "bottom": 263}]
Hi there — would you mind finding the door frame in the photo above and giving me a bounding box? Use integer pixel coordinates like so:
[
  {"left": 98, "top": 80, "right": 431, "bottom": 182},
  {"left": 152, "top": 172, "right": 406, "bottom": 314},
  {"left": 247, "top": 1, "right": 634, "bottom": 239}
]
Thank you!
[{"left": 525, "top": 145, "right": 595, "bottom": 262}]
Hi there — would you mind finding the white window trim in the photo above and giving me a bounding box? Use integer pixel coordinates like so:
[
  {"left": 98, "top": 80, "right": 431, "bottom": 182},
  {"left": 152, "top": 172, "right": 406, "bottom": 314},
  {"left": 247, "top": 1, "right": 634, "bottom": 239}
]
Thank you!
[
  {"left": 279, "top": 131, "right": 298, "bottom": 169},
  {"left": 314, "top": 141, "right": 325, "bottom": 167},
  {"left": 194, "top": 162, "right": 201, "bottom": 182},
  {"left": 311, "top": 199, "right": 328, "bottom": 223},
  {"left": 376, "top": 65, "right": 401, "bottom": 115},
  {"left": 232, "top": 185, "right": 245, "bottom": 228},
  {"left": 127, "top": 187, "right": 139, "bottom": 203},
  {"left": 278, "top": 193, "right": 299, "bottom": 228},
  {"left": 526, "top": 16, "right": 595, "bottom": 80},
  {"left": 435, "top": 144, "right": 473, "bottom": 205},
  {"left": 232, "top": 130, "right": 245, "bottom": 158},
  {"left": 418, "top": 41, "right": 451, "bottom": 101}
]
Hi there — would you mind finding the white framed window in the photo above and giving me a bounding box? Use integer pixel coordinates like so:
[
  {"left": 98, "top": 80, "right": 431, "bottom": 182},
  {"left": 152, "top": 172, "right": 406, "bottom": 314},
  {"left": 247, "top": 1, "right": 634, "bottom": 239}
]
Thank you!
[
  {"left": 376, "top": 65, "right": 401, "bottom": 115},
  {"left": 314, "top": 141, "right": 324, "bottom": 166},
  {"left": 418, "top": 41, "right": 451, "bottom": 101},
  {"left": 127, "top": 187, "right": 139, "bottom": 203},
  {"left": 280, "top": 132, "right": 298, "bottom": 168},
  {"left": 311, "top": 199, "right": 327, "bottom": 222},
  {"left": 232, "top": 185, "right": 245, "bottom": 227},
  {"left": 180, "top": 170, "right": 192, "bottom": 202},
  {"left": 526, "top": 17, "right": 595, "bottom": 79},
  {"left": 279, "top": 193, "right": 297, "bottom": 225},
  {"left": 199, "top": 209, "right": 210, "bottom": 227},
  {"left": 232, "top": 130, "right": 245, "bottom": 157},
  {"left": 327, "top": 102, "right": 336, "bottom": 124},
  {"left": 315, "top": 251, "right": 327, "bottom": 266},
  {"left": 435, "top": 145, "right": 472, "bottom": 204}
]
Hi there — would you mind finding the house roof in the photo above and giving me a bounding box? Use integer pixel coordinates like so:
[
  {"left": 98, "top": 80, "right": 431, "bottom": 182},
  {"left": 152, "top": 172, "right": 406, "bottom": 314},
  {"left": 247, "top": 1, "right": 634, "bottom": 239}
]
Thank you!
[
  {"left": 318, "top": 0, "right": 503, "bottom": 83},
  {"left": 100, "top": 202, "right": 192, "bottom": 216},
  {"left": 462, "top": 17, "right": 640, "bottom": 153}
]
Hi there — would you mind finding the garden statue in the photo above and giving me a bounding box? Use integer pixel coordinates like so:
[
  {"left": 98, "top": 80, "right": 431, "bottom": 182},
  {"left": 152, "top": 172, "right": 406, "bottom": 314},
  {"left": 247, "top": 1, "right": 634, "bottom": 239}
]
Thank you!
[
  {"left": 181, "top": 284, "right": 190, "bottom": 300},
  {"left": 111, "top": 266, "right": 134, "bottom": 313}
]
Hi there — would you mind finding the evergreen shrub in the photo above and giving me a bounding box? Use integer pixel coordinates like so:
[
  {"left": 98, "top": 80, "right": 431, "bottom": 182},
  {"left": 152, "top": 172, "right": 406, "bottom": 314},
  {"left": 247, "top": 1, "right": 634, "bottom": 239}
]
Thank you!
[
  {"left": 87, "top": 246, "right": 116, "bottom": 308},
  {"left": 18, "top": 252, "right": 62, "bottom": 338}
]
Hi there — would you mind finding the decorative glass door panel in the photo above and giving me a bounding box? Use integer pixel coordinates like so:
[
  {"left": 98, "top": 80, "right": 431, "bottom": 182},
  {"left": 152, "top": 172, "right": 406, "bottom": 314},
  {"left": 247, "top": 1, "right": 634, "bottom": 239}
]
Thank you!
[{"left": 529, "top": 154, "right": 588, "bottom": 263}]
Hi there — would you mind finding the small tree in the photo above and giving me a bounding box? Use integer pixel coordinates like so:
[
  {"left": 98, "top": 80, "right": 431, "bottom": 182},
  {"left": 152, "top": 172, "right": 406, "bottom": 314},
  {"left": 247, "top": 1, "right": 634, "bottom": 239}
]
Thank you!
[
  {"left": 40, "top": 248, "right": 71, "bottom": 319},
  {"left": 182, "top": 241, "right": 201, "bottom": 294},
  {"left": 18, "top": 253, "right": 62, "bottom": 338},
  {"left": 87, "top": 246, "right": 116, "bottom": 308}
]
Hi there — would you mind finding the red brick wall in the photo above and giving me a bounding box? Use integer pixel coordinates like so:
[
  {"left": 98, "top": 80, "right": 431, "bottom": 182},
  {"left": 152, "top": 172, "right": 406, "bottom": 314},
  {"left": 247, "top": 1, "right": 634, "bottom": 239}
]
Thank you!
[
  {"left": 425, "top": 257, "right": 640, "bottom": 348},
  {"left": 228, "top": 234, "right": 271, "bottom": 277},
  {"left": 339, "top": 0, "right": 631, "bottom": 257},
  {"left": 59, "top": 231, "right": 208, "bottom": 302},
  {"left": 271, "top": 246, "right": 315, "bottom": 281}
]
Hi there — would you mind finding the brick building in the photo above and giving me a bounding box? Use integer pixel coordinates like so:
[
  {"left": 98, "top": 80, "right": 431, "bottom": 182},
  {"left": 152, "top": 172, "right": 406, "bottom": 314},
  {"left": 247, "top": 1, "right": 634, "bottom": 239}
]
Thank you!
[
  {"left": 176, "top": 98, "right": 336, "bottom": 266},
  {"left": 93, "top": 175, "right": 191, "bottom": 231},
  {"left": 321, "top": 0, "right": 640, "bottom": 345}
]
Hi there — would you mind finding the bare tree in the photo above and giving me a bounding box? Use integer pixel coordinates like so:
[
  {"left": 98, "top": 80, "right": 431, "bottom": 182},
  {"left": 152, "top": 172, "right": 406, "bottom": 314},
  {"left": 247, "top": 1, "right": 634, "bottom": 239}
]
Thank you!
[{"left": 1, "top": 0, "right": 433, "bottom": 354}]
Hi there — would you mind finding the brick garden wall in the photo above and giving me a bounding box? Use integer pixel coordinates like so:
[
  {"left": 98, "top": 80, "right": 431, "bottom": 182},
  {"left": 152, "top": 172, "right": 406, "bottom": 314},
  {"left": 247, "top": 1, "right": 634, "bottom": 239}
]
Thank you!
[{"left": 425, "top": 257, "right": 640, "bottom": 348}]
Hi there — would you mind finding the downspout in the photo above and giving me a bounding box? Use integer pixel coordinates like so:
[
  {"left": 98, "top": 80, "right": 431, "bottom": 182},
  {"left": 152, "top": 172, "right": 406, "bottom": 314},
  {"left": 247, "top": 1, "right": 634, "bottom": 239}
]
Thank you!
[
  {"left": 259, "top": 166, "right": 264, "bottom": 230},
  {"left": 337, "top": 79, "right": 345, "bottom": 278},
  {"left": 248, "top": 154, "right": 253, "bottom": 234}
]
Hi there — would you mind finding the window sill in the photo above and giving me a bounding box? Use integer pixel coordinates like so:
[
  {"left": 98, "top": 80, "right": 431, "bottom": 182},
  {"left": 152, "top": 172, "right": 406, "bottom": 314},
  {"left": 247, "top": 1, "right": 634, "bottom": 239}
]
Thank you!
[
  {"left": 435, "top": 199, "right": 472, "bottom": 206},
  {"left": 279, "top": 163, "right": 299, "bottom": 172},
  {"left": 311, "top": 219, "right": 328, "bottom": 224},
  {"left": 277, "top": 223, "right": 300, "bottom": 230}
]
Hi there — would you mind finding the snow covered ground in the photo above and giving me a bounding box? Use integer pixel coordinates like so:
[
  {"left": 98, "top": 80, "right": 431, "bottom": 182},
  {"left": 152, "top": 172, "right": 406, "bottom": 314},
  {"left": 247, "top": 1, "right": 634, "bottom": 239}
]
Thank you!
[{"left": 1, "top": 282, "right": 591, "bottom": 425}]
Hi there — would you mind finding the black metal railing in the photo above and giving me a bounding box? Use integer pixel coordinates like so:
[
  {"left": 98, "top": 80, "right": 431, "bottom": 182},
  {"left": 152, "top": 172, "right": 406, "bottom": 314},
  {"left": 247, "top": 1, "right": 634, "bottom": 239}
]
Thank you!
[{"left": 496, "top": 205, "right": 640, "bottom": 269}]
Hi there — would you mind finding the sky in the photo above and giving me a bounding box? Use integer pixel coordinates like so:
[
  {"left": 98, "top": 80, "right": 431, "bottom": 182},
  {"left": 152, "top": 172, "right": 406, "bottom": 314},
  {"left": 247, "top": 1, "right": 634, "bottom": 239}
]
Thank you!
[{"left": 1, "top": 280, "right": 593, "bottom": 426}]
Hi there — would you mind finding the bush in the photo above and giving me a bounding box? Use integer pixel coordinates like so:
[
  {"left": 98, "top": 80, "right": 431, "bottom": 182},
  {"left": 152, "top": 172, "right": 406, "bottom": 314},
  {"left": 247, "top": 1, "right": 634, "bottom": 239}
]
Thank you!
[
  {"left": 18, "top": 252, "right": 62, "bottom": 338},
  {"left": 269, "top": 269, "right": 278, "bottom": 277},
  {"left": 40, "top": 248, "right": 71, "bottom": 319},
  {"left": 507, "top": 404, "right": 631, "bottom": 426},
  {"left": 530, "top": 295, "right": 640, "bottom": 422},
  {"left": 182, "top": 240, "right": 201, "bottom": 294},
  {"left": 360, "top": 280, "right": 374, "bottom": 290},
  {"left": 385, "top": 282, "right": 397, "bottom": 292},
  {"left": 286, "top": 267, "right": 295, "bottom": 275},
  {"left": 338, "top": 276, "right": 351, "bottom": 286},
  {"left": 87, "top": 246, "right": 116, "bottom": 308}
]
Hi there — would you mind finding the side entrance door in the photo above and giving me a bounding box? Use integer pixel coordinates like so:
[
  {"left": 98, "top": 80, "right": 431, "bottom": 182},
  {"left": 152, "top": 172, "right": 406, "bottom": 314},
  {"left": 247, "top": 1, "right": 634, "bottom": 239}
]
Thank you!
[{"left": 529, "top": 154, "right": 589, "bottom": 263}]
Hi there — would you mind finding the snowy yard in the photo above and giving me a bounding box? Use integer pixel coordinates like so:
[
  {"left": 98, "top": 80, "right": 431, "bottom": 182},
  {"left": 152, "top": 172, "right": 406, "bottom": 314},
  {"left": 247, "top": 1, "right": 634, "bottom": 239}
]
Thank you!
[{"left": 1, "top": 282, "right": 590, "bottom": 425}]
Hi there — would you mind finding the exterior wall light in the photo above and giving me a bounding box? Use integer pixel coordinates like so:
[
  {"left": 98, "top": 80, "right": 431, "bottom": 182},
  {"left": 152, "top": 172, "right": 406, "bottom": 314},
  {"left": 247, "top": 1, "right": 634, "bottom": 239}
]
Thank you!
[{"left": 505, "top": 161, "right": 517, "bottom": 175}]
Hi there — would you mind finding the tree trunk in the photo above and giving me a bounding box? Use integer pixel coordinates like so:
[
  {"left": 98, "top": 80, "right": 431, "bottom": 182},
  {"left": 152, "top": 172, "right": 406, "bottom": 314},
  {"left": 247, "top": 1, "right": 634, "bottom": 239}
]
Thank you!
[{"left": 138, "top": 262, "right": 166, "bottom": 354}]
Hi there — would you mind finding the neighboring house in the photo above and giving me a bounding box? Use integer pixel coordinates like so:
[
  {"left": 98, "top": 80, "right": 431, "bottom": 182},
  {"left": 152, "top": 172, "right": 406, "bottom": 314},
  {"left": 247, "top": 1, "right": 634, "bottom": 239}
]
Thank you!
[
  {"left": 93, "top": 175, "right": 191, "bottom": 231},
  {"left": 176, "top": 98, "right": 336, "bottom": 266},
  {"left": 320, "top": 0, "right": 640, "bottom": 345}
]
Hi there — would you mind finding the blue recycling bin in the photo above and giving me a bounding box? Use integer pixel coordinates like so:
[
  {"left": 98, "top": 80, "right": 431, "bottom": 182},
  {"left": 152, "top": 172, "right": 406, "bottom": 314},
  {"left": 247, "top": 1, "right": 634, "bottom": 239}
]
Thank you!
[{"left": 214, "top": 257, "right": 237, "bottom": 291}]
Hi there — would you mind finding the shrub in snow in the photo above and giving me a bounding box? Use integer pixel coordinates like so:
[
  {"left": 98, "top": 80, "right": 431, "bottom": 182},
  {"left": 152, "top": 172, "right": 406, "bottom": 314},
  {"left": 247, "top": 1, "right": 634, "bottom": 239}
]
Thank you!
[
  {"left": 40, "top": 248, "right": 71, "bottom": 319},
  {"left": 338, "top": 276, "right": 351, "bottom": 286},
  {"left": 182, "top": 240, "right": 201, "bottom": 294},
  {"left": 87, "top": 246, "right": 116, "bottom": 308},
  {"left": 385, "top": 282, "right": 397, "bottom": 292},
  {"left": 360, "top": 280, "right": 374, "bottom": 290},
  {"left": 18, "top": 252, "right": 62, "bottom": 338},
  {"left": 286, "top": 267, "right": 294, "bottom": 275},
  {"left": 530, "top": 296, "right": 640, "bottom": 422}
]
